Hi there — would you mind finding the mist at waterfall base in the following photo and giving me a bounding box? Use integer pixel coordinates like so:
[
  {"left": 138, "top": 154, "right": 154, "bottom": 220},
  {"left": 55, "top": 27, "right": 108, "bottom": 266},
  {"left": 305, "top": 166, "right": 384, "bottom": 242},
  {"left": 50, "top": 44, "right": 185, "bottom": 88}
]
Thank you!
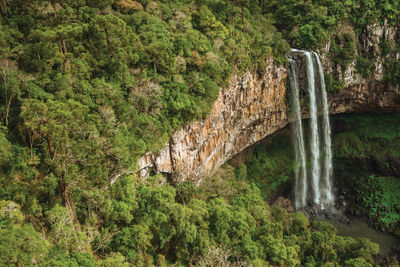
[{"left": 289, "top": 49, "right": 335, "bottom": 213}]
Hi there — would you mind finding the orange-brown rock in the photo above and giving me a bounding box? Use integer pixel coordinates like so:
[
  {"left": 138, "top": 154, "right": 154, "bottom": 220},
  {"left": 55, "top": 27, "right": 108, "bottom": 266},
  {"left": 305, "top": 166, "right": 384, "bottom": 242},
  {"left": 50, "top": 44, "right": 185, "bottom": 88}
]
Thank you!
[
  {"left": 138, "top": 59, "right": 288, "bottom": 183},
  {"left": 137, "top": 24, "right": 400, "bottom": 183},
  {"left": 137, "top": 63, "right": 400, "bottom": 184}
]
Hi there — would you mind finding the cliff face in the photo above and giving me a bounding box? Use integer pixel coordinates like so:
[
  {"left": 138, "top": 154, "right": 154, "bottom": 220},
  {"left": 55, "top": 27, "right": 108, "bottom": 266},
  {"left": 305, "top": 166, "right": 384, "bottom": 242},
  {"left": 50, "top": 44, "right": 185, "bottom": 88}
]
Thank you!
[
  {"left": 138, "top": 25, "right": 400, "bottom": 183},
  {"left": 138, "top": 60, "right": 288, "bottom": 183},
  {"left": 322, "top": 23, "right": 400, "bottom": 114}
]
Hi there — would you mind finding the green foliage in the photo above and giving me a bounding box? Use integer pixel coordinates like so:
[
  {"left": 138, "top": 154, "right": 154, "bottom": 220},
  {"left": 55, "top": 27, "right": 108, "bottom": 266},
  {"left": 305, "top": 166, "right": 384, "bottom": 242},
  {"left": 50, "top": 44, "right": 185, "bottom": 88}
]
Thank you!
[
  {"left": 0, "top": 200, "right": 24, "bottom": 227},
  {"left": 380, "top": 38, "right": 393, "bottom": 57},
  {"left": 383, "top": 39, "right": 400, "bottom": 85},
  {"left": 267, "top": 0, "right": 334, "bottom": 49},
  {"left": 243, "top": 134, "right": 294, "bottom": 199},
  {"left": 0, "top": 126, "right": 13, "bottom": 168},
  {"left": 99, "top": 252, "right": 129, "bottom": 267},
  {"left": 194, "top": 5, "right": 229, "bottom": 40},
  {"left": 325, "top": 73, "right": 345, "bottom": 94},
  {"left": 235, "top": 163, "right": 247, "bottom": 181},
  {"left": 344, "top": 175, "right": 400, "bottom": 234},
  {"left": 332, "top": 114, "right": 400, "bottom": 236},
  {"left": 0, "top": 224, "right": 50, "bottom": 266},
  {"left": 267, "top": 0, "right": 400, "bottom": 85},
  {"left": 345, "top": 257, "right": 373, "bottom": 267},
  {"left": 0, "top": 2, "right": 285, "bottom": 264},
  {"left": 0, "top": 158, "right": 384, "bottom": 266},
  {"left": 0, "top": 1, "right": 398, "bottom": 266},
  {"left": 329, "top": 31, "right": 357, "bottom": 81},
  {"left": 268, "top": 0, "right": 400, "bottom": 50},
  {"left": 332, "top": 114, "right": 400, "bottom": 159},
  {"left": 291, "top": 23, "right": 327, "bottom": 49},
  {"left": 356, "top": 56, "right": 375, "bottom": 79},
  {"left": 46, "top": 205, "right": 88, "bottom": 252}
]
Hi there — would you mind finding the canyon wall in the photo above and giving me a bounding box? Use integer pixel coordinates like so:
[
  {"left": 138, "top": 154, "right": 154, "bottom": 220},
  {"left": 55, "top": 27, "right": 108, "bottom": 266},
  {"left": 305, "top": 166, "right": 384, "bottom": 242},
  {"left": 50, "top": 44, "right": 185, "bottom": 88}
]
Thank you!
[
  {"left": 138, "top": 60, "right": 288, "bottom": 183},
  {"left": 138, "top": 25, "right": 400, "bottom": 183}
]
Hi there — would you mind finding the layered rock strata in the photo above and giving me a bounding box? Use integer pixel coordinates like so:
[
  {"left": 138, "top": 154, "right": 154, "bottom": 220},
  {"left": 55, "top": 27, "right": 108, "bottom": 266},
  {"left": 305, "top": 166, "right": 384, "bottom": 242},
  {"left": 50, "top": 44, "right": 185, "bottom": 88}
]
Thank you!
[
  {"left": 138, "top": 24, "right": 400, "bottom": 183},
  {"left": 138, "top": 59, "right": 288, "bottom": 183}
]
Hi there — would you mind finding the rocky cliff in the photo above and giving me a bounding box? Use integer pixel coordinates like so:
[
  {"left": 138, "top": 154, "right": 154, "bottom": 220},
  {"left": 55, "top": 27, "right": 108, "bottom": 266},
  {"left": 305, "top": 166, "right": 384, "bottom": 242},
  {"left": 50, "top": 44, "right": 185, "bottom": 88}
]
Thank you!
[
  {"left": 138, "top": 25, "right": 400, "bottom": 183},
  {"left": 138, "top": 59, "right": 288, "bottom": 183}
]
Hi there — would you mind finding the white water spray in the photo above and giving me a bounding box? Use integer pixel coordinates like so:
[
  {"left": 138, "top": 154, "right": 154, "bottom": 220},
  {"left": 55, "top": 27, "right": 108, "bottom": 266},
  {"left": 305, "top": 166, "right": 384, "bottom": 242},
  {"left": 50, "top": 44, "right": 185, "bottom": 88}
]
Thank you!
[
  {"left": 289, "top": 50, "right": 335, "bottom": 210},
  {"left": 288, "top": 58, "right": 307, "bottom": 208},
  {"left": 314, "top": 52, "right": 334, "bottom": 209},
  {"left": 305, "top": 51, "right": 321, "bottom": 207}
]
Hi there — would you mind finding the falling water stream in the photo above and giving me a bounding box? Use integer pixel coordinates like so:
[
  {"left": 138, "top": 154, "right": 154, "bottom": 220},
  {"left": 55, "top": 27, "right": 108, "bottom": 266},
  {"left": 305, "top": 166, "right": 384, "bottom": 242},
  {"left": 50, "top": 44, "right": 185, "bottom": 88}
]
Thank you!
[
  {"left": 288, "top": 59, "right": 307, "bottom": 208},
  {"left": 304, "top": 51, "right": 321, "bottom": 207},
  {"left": 289, "top": 49, "right": 334, "bottom": 210},
  {"left": 288, "top": 50, "right": 400, "bottom": 258},
  {"left": 314, "top": 53, "right": 335, "bottom": 209}
]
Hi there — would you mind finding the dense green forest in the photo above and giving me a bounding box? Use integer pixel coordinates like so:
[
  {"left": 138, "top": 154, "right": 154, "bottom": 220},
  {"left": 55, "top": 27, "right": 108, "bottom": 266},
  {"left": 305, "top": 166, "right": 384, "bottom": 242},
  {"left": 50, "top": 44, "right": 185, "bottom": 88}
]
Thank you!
[{"left": 1, "top": 0, "right": 400, "bottom": 266}]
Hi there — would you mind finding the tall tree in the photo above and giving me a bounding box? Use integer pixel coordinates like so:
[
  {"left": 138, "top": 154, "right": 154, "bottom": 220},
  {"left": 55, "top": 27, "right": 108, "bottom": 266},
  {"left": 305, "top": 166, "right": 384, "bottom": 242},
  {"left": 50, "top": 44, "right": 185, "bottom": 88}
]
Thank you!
[
  {"left": 0, "top": 59, "right": 22, "bottom": 127},
  {"left": 20, "top": 99, "right": 101, "bottom": 225}
]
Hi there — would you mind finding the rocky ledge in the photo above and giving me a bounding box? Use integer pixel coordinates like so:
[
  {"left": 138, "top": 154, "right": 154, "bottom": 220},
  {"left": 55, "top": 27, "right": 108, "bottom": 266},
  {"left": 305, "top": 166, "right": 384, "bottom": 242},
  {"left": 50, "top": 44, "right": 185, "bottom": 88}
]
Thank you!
[
  {"left": 138, "top": 24, "right": 400, "bottom": 184},
  {"left": 138, "top": 59, "right": 288, "bottom": 183}
]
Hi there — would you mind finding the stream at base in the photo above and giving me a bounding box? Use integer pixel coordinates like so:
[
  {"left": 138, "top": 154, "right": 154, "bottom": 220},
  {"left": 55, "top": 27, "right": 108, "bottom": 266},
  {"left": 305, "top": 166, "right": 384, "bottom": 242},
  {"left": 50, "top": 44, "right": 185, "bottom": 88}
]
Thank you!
[{"left": 317, "top": 217, "right": 400, "bottom": 256}]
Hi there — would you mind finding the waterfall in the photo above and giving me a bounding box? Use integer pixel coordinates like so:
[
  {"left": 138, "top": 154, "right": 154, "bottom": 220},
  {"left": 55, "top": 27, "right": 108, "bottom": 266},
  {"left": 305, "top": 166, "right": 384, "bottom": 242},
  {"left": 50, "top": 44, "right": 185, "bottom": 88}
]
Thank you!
[
  {"left": 305, "top": 51, "right": 321, "bottom": 207},
  {"left": 289, "top": 49, "right": 335, "bottom": 210},
  {"left": 288, "top": 59, "right": 307, "bottom": 208},
  {"left": 314, "top": 53, "right": 334, "bottom": 208}
]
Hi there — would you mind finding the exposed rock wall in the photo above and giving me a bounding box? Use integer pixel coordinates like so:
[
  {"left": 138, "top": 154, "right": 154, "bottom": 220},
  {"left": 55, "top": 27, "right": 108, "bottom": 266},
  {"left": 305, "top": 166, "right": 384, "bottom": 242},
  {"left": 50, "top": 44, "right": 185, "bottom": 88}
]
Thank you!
[
  {"left": 138, "top": 25, "right": 400, "bottom": 183},
  {"left": 325, "top": 23, "right": 400, "bottom": 114},
  {"left": 330, "top": 81, "right": 400, "bottom": 114},
  {"left": 319, "top": 23, "right": 400, "bottom": 87},
  {"left": 138, "top": 59, "right": 288, "bottom": 183}
]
